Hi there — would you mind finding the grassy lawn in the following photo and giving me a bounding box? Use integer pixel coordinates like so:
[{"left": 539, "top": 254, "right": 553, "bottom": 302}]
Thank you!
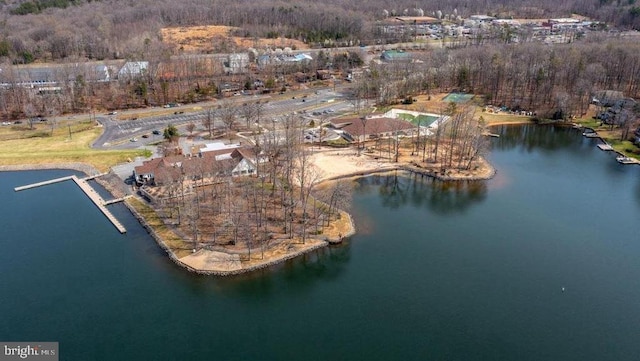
[
  {"left": 574, "top": 115, "right": 640, "bottom": 159},
  {"left": 0, "top": 120, "right": 149, "bottom": 172},
  {"left": 480, "top": 112, "right": 534, "bottom": 125}
]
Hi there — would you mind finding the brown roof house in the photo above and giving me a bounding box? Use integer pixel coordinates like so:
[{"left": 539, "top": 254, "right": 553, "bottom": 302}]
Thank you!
[
  {"left": 330, "top": 116, "right": 416, "bottom": 143},
  {"left": 133, "top": 146, "right": 266, "bottom": 186},
  {"left": 316, "top": 70, "right": 332, "bottom": 80},
  {"left": 133, "top": 155, "right": 185, "bottom": 186}
]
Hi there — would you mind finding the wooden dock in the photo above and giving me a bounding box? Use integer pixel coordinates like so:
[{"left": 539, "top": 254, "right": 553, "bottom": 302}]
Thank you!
[
  {"left": 14, "top": 175, "right": 127, "bottom": 233},
  {"left": 14, "top": 176, "right": 74, "bottom": 191},
  {"left": 103, "top": 195, "right": 132, "bottom": 205},
  {"left": 597, "top": 143, "right": 613, "bottom": 151},
  {"left": 482, "top": 131, "right": 500, "bottom": 138}
]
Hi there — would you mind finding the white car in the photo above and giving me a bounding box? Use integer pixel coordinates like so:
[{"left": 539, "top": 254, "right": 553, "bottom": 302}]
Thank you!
[{"left": 130, "top": 138, "right": 138, "bottom": 142}]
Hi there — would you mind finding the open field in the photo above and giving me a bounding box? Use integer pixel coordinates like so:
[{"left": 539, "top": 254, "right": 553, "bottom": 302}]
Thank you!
[
  {"left": 390, "top": 93, "right": 534, "bottom": 126},
  {"left": 0, "top": 121, "right": 148, "bottom": 172},
  {"left": 160, "top": 25, "right": 309, "bottom": 53}
]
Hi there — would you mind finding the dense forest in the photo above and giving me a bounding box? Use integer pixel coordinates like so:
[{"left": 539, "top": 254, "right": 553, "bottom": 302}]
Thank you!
[
  {"left": 0, "top": 0, "right": 639, "bottom": 63},
  {"left": 356, "top": 39, "right": 640, "bottom": 118}
]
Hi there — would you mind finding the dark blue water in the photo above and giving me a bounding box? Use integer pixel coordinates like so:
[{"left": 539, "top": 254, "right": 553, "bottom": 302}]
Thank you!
[{"left": 1, "top": 124, "right": 639, "bottom": 360}]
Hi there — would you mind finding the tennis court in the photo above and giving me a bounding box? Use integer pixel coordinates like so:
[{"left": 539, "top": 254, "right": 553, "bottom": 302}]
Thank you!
[
  {"left": 442, "top": 92, "right": 474, "bottom": 103},
  {"left": 397, "top": 113, "right": 440, "bottom": 126}
]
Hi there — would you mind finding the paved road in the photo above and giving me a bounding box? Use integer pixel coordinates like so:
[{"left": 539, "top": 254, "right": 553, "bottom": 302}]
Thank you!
[{"left": 92, "top": 87, "right": 354, "bottom": 150}]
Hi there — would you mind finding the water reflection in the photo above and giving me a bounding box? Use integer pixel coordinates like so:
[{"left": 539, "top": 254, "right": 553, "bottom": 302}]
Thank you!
[
  {"left": 210, "top": 244, "right": 351, "bottom": 298},
  {"left": 378, "top": 171, "right": 409, "bottom": 209},
  {"left": 492, "top": 124, "right": 578, "bottom": 152},
  {"left": 356, "top": 171, "right": 487, "bottom": 214}
]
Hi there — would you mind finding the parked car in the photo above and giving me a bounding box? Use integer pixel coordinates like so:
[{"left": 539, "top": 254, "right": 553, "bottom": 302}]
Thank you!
[
  {"left": 141, "top": 134, "right": 149, "bottom": 138},
  {"left": 130, "top": 138, "right": 138, "bottom": 142},
  {"left": 152, "top": 130, "right": 161, "bottom": 135}
]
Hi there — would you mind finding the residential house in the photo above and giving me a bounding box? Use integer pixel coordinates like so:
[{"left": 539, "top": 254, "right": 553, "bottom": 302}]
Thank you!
[
  {"left": 133, "top": 155, "right": 185, "bottom": 186},
  {"left": 592, "top": 90, "right": 625, "bottom": 107},
  {"left": 316, "top": 70, "right": 332, "bottom": 80},
  {"left": 597, "top": 97, "right": 637, "bottom": 125},
  {"left": 295, "top": 72, "right": 312, "bottom": 83},
  {"left": 133, "top": 146, "right": 266, "bottom": 186},
  {"left": 230, "top": 148, "right": 260, "bottom": 177}
]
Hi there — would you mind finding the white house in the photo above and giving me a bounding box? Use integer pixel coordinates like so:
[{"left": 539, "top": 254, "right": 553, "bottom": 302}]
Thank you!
[{"left": 118, "top": 61, "right": 149, "bottom": 79}]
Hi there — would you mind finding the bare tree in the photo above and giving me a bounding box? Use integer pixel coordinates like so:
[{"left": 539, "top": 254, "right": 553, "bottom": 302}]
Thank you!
[
  {"left": 186, "top": 121, "right": 196, "bottom": 137},
  {"left": 219, "top": 100, "right": 238, "bottom": 141},
  {"left": 293, "top": 146, "right": 322, "bottom": 243},
  {"left": 318, "top": 180, "right": 352, "bottom": 228},
  {"left": 240, "top": 102, "right": 259, "bottom": 129},
  {"left": 201, "top": 108, "right": 215, "bottom": 138}
]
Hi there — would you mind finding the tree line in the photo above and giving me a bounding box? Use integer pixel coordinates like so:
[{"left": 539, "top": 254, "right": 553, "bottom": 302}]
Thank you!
[
  {"left": 355, "top": 38, "right": 640, "bottom": 120},
  {"left": 1, "top": 0, "right": 640, "bottom": 64}
]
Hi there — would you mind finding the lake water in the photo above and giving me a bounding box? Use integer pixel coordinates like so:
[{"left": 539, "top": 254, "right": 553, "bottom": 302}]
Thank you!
[{"left": 1, "top": 124, "right": 639, "bottom": 360}]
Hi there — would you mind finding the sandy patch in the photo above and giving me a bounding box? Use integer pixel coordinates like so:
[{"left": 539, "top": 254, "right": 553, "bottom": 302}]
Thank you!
[
  {"left": 310, "top": 148, "right": 397, "bottom": 182},
  {"left": 179, "top": 249, "right": 242, "bottom": 272},
  {"left": 309, "top": 144, "right": 495, "bottom": 183},
  {"left": 160, "top": 25, "right": 309, "bottom": 53}
]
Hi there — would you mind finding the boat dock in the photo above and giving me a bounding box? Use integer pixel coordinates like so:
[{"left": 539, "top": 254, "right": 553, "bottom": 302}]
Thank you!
[
  {"left": 482, "top": 131, "right": 500, "bottom": 138},
  {"left": 103, "top": 195, "right": 132, "bottom": 205},
  {"left": 14, "top": 175, "right": 75, "bottom": 191},
  {"left": 14, "top": 175, "right": 127, "bottom": 233},
  {"left": 597, "top": 143, "right": 613, "bottom": 151},
  {"left": 616, "top": 155, "right": 640, "bottom": 165}
]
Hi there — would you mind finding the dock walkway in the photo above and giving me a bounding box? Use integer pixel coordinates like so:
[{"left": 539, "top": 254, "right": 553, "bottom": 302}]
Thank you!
[
  {"left": 14, "top": 175, "right": 127, "bottom": 233},
  {"left": 104, "top": 195, "right": 132, "bottom": 205},
  {"left": 14, "top": 176, "right": 74, "bottom": 191}
]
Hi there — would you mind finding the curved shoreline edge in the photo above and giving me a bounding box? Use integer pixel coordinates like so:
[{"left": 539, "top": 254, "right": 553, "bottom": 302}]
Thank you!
[
  {"left": 1, "top": 158, "right": 494, "bottom": 276},
  {"left": 319, "top": 156, "right": 497, "bottom": 183}
]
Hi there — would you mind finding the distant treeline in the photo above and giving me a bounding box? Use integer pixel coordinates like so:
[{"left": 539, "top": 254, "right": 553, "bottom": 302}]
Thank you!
[
  {"left": 1, "top": 0, "right": 640, "bottom": 63},
  {"left": 9, "top": 0, "right": 87, "bottom": 15}
]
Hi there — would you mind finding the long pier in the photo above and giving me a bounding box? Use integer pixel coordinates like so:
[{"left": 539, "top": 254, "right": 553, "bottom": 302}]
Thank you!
[
  {"left": 14, "top": 176, "right": 74, "bottom": 191},
  {"left": 14, "top": 175, "right": 127, "bottom": 233}
]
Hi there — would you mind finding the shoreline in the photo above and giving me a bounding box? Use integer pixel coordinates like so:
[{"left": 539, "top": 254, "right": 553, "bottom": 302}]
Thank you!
[{"left": 1, "top": 153, "right": 495, "bottom": 276}]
